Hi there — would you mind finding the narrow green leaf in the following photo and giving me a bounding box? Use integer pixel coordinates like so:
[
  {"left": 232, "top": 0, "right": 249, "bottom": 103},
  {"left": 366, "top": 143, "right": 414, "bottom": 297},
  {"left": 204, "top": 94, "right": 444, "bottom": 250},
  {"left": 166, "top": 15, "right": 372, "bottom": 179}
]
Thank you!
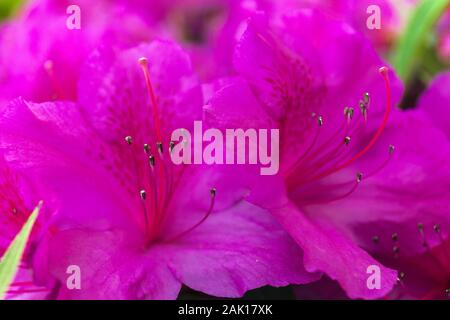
[
  {"left": 392, "top": 0, "right": 450, "bottom": 84},
  {"left": 0, "top": 201, "right": 42, "bottom": 300}
]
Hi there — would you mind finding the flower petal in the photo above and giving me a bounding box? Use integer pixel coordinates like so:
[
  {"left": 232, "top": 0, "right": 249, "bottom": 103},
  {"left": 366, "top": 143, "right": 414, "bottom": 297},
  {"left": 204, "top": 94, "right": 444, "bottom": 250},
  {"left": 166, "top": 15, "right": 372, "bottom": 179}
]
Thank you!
[
  {"left": 0, "top": 98, "right": 140, "bottom": 232},
  {"left": 35, "top": 229, "right": 181, "bottom": 299},
  {"left": 270, "top": 202, "right": 398, "bottom": 299},
  {"left": 36, "top": 201, "right": 319, "bottom": 299},
  {"left": 78, "top": 40, "right": 203, "bottom": 144},
  {"left": 417, "top": 71, "right": 450, "bottom": 139}
]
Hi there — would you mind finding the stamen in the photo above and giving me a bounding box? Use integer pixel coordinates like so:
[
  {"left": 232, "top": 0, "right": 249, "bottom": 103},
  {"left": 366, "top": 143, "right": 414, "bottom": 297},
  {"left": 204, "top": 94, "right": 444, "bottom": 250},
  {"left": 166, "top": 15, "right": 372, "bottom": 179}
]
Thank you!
[
  {"left": 138, "top": 57, "right": 163, "bottom": 142},
  {"left": 164, "top": 188, "right": 217, "bottom": 242},
  {"left": 344, "top": 107, "right": 354, "bottom": 122},
  {"left": 356, "top": 172, "right": 363, "bottom": 183},
  {"left": 372, "top": 235, "right": 380, "bottom": 244},
  {"left": 149, "top": 155, "right": 155, "bottom": 167},
  {"left": 364, "top": 92, "right": 371, "bottom": 105},
  {"left": 143, "top": 143, "right": 150, "bottom": 153},
  {"left": 392, "top": 233, "right": 398, "bottom": 242},
  {"left": 344, "top": 136, "right": 351, "bottom": 146},
  {"left": 396, "top": 271, "right": 406, "bottom": 285},
  {"left": 156, "top": 142, "right": 163, "bottom": 155},
  {"left": 125, "top": 136, "right": 133, "bottom": 145},
  {"left": 317, "top": 115, "right": 324, "bottom": 126},
  {"left": 359, "top": 101, "right": 368, "bottom": 123},
  {"left": 137, "top": 57, "right": 169, "bottom": 236},
  {"left": 140, "top": 189, "right": 150, "bottom": 235},
  {"left": 123, "top": 135, "right": 153, "bottom": 235},
  {"left": 305, "top": 67, "right": 392, "bottom": 183}
]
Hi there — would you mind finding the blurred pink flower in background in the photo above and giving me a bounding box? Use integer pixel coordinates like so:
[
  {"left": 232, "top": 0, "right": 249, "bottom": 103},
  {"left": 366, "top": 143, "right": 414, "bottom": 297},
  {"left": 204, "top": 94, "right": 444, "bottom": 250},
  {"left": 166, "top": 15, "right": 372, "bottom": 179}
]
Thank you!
[
  {"left": 267, "top": 0, "right": 400, "bottom": 51},
  {"left": 0, "top": 0, "right": 154, "bottom": 105}
]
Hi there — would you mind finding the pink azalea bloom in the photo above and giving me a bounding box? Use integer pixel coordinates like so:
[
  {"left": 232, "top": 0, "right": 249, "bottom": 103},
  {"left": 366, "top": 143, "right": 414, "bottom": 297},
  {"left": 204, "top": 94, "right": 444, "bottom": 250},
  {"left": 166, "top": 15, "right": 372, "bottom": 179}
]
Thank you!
[
  {"left": 267, "top": 0, "right": 400, "bottom": 52},
  {"left": 0, "top": 0, "right": 153, "bottom": 105},
  {"left": 203, "top": 9, "right": 448, "bottom": 299},
  {"left": 295, "top": 107, "right": 450, "bottom": 300},
  {"left": 293, "top": 56, "right": 450, "bottom": 301},
  {"left": 0, "top": 40, "right": 318, "bottom": 299},
  {"left": 351, "top": 73, "right": 450, "bottom": 300},
  {"left": 437, "top": 10, "right": 450, "bottom": 64}
]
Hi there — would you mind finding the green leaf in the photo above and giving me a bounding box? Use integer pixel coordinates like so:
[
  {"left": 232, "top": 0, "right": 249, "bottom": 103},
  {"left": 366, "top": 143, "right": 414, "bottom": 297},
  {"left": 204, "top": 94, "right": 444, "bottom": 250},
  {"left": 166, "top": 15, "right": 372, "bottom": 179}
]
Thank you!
[
  {"left": 0, "top": 201, "right": 42, "bottom": 300},
  {"left": 391, "top": 0, "right": 450, "bottom": 84}
]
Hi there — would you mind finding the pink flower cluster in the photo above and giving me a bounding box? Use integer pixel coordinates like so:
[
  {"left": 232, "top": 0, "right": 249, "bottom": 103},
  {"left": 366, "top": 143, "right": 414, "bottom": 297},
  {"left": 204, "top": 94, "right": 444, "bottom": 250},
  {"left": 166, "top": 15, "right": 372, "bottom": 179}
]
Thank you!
[{"left": 0, "top": 0, "right": 449, "bottom": 300}]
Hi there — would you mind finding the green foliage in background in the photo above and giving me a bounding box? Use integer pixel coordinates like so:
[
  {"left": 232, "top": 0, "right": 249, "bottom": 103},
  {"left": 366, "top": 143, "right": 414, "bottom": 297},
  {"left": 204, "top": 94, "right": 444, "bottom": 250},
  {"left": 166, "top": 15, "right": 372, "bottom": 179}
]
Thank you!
[
  {"left": 0, "top": 202, "right": 42, "bottom": 300},
  {"left": 392, "top": 0, "right": 450, "bottom": 85},
  {"left": 0, "top": 0, "right": 25, "bottom": 20}
]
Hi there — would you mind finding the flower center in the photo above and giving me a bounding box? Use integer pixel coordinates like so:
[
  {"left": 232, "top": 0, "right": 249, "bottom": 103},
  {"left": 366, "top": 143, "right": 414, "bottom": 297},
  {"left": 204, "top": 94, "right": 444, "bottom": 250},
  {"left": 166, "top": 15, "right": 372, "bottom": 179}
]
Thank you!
[
  {"left": 285, "top": 67, "right": 395, "bottom": 204},
  {"left": 121, "top": 57, "right": 216, "bottom": 244}
]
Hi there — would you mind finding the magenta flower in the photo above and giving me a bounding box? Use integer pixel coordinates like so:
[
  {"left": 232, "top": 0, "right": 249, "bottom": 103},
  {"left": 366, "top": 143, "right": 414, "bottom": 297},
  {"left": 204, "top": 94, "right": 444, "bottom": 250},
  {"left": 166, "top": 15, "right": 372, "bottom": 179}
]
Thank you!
[
  {"left": 0, "top": 0, "right": 153, "bottom": 105},
  {"left": 292, "top": 72, "right": 450, "bottom": 299},
  {"left": 294, "top": 106, "right": 450, "bottom": 300},
  {"left": 267, "top": 0, "right": 400, "bottom": 51},
  {"left": 0, "top": 40, "right": 318, "bottom": 299},
  {"left": 350, "top": 73, "right": 450, "bottom": 300},
  {"left": 205, "top": 9, "right": 425, "bottom": 299}
]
